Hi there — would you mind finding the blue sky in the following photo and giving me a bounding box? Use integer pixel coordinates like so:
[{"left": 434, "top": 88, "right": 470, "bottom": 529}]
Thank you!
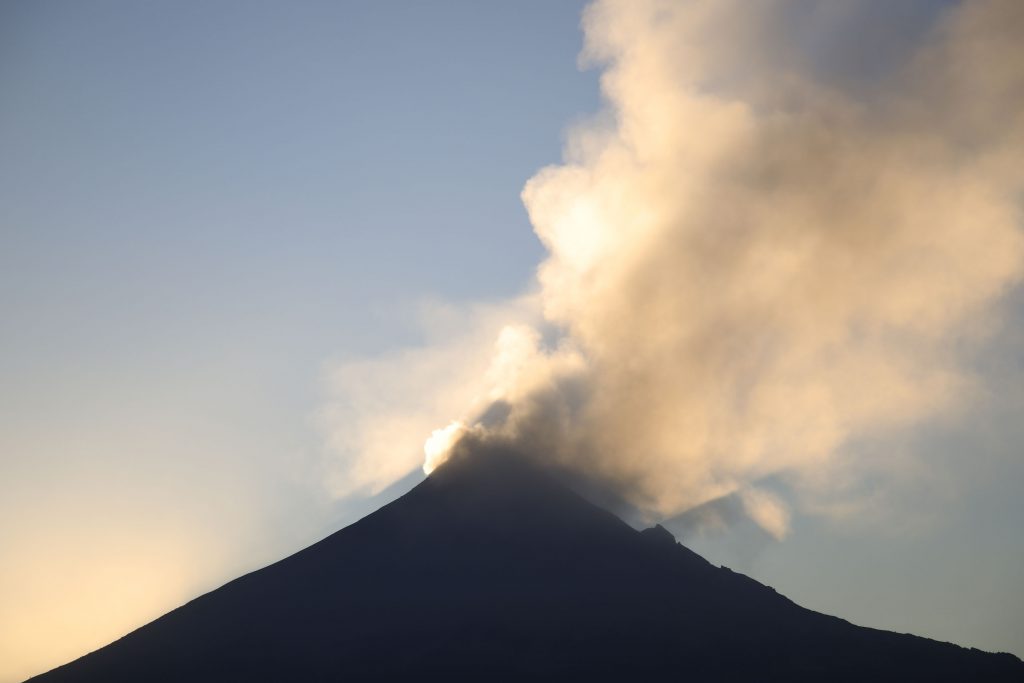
[
  {"left": 1, "top": 3, "right": 598, "bottom": 678},
  {"left": 1, "top": 2, "right": 1021, "bottom": 681}
]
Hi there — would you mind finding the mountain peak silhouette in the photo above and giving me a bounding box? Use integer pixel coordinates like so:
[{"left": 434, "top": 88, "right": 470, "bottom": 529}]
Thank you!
[{"left": 29, "top": 448, "right": 1024, "bottom": 681}]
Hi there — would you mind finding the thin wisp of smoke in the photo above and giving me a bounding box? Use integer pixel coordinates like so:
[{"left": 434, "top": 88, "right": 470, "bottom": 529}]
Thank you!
[{"left": 323, "top": 0, "right": 1024, "bottom": 538}]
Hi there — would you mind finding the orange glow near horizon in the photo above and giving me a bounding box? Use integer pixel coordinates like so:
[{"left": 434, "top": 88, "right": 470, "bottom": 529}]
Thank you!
[{"left": 0, "top": 518, "right": 222, "bottom": 683}]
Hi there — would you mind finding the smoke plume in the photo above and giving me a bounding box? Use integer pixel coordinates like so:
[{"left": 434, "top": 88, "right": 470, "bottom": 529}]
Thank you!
[{"left": 324, "top": 0, "right": 1024, "bottom": 538}]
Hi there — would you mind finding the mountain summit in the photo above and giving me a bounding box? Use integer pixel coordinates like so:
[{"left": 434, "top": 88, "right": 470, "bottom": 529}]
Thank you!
[{"left": 30, "top": 449, "right": 1024, "bottom": 681}]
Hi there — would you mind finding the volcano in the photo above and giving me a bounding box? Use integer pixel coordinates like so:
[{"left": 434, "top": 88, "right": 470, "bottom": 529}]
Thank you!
[{"left": 29, "top": 449, "right": 1023, "bottom": 682}]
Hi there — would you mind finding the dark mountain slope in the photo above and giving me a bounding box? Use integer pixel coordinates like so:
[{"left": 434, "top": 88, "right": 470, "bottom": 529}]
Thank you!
[{"left": 30, "top": 449, "right": 1024, "bottom": 682}]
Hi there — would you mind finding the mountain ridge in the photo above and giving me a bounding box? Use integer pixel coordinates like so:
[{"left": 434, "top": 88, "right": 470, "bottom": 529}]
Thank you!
[{"left": 28, "top": 448, "right": 1024, "bottom": 681}]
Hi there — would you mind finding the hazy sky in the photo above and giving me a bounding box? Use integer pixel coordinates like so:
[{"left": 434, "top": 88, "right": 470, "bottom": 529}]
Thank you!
[{"left": 1, "top": 2, "right": 1022, "bottom": 681}]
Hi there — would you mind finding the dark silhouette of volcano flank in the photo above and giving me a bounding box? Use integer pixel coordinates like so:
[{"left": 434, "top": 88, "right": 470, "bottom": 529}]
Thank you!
[{"left": 29, "top": 449, "right": 1023, "bottom": 682}]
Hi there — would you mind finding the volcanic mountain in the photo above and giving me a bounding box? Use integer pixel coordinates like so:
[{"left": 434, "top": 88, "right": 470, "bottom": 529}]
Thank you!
[{"left": 29, "top": 449, "right": 1023, "bottom": 682}]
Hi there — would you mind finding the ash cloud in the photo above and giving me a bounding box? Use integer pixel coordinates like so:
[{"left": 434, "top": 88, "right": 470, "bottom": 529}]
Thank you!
[{"left": 324, "top": 0, "right": 1024, "bottom": 537}]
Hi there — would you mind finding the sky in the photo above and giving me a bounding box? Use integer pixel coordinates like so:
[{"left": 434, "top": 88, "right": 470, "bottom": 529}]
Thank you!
[{"left": 1, "top": 2, "right": 1022, "bottom": 681}]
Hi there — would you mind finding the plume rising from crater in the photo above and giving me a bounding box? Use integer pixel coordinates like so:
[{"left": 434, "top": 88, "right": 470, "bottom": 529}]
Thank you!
[{"left": 323, "top": 0, "right": 1024, "bottom": 536}]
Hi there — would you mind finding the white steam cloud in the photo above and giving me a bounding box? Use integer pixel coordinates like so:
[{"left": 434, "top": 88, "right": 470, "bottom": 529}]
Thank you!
[{"left": 323, "top": 0, "right": 1024, "bottom": 537}]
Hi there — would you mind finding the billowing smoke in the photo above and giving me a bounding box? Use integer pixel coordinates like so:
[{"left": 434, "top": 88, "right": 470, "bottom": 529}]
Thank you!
[{"left": 323, "top": 0, "right": 1024, "bottom": 538}]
